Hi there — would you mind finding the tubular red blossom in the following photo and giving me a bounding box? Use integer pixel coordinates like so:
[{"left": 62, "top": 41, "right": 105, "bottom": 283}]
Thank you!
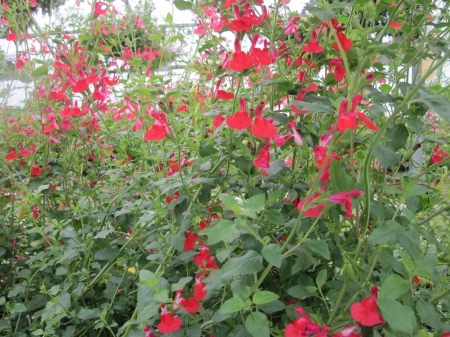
[
  {"left": 253, "top": 142, "right": 271, "bottom": 175},
  {"left": 176, "top": 99, "right": 188, "bottom": 112},
  {"left": 251, "top": 102, "right": 277, "bottom": 138},
  {"left": 287, "top": 122, "right": 303, "bottom": 145},
  {"left": 194, "top": 274, "right": 208, "bottom": 300},
  {"left": 285, "top": 16, "right": 301, "bottom": 42},
  {"left": 135, "top": 15, "right": 145, "bottom": 28},
  {"left": 302, "top": 29, "right": 324, "bottom": 53},
  {"left": 320, "top": 153, "right": 340, "bottom": 184},
  {"left": 431, "top": 145, "right": 449, "bottom": 163},
  {"left": 389, "top": 22, "right": 402, "bottom": 30},
  {"left": 144, "top": 111, "right": 170, "bottom": 141},
  {"left": 194, "top": 247, "right": 219, "bottom": 269},
  {"left": 213, "top": 114, "right": 225, "bottom": 128},
  {"left": 6, "top": 28, "right": 17, "bottom": 41},
  {"left": 229, "top": 40, "right": 255, "bottom": 71},
  {"left": 180, "top": 297, "right": 201, "bottom": 313},
  {"left": 297, "top": 192, "right": 326, "bottom": 218},
  {"left": 285, "top": 307, "right": 329, "bottom": 337},
  {"left": 329, "top": 190, "right": 362, "bottom": 218},
  {"left": 5, "top": 148, "right": 17, "bottom": 161},
  {"left": 332, "top": 32, "right": 353, "bottom": 52},
  {"left": 350, "top": 286, "right": 384, "bottom": 327},
  {"left": 157, "top": 304, "right": 182, "bottom": 334},
  {"left": 337, "top": 99, "right": 356, "bottom": 132},
  {"left": 31, "top": 162, "right": 43, "bottom": 176},
  {"left": 227, "top": 98, "right": 252, "bottom": 130},
  {"left": 215, "top": 80, "right": 234, "bottom": 100},
  {"left": 183, "top": 231, "right": 198, "bottom": 251},
  {"left": 32, "top": 204, "right": 40, "bottom": 219}
]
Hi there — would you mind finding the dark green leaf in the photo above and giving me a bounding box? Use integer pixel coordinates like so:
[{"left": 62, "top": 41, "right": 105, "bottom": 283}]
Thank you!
[
  {"left": 203, "top": 220, "right": 239, "bottom": 245},
  {"left": 220, "top": 250, "right": 263, "bottom": 277},
  {"left": 368, "top": 220, "right": 404, "bottom": 245},
  {"left": 417, "top": 299, "right": 441, "bottom": 330},
  {"left": 245, "top": 312, "right": 270, "bottom": 337},
  {"left": 32, "top": 65, "right": 48, "bottom": 77},
  {"left": 330, "top": 159, "right": 356, "bottom": 192},
  {"left": 253, "top": 291, "right": 279, "bottom": 305},
  {"left": 378, "top": 298, "right": 416, "bottom": 334},
  {"left": 386, "top": 124, "right": 409, "bottom": 151},
  {"left": 219, "top": 194, "right": 240, "bottom": 214},
  {"left": 379, "top": 274, "right": 409, "bottom": 299},
  {"left": 199, "top": 142, "right": 218, "bottom": 157},
  {"left": 305, "top": 5, "right": 334, "bottom": 22},
  {"left": 265, "top": 209, "right": 284, "bottom": 226},
  {"left": 261, "top": 244, "right": 282, "bottom": 268},
  {"left": 242, "top": 194, "right": 265, "bottom": 219},
  {"left": 291, "top": 100, "right": 333, "bottom": 114},
  {"left": 218, "top": 296, "right": 244, "bottom": 314},
  {"left": 94, "top": 247, "right": 119, "bottom": 262},
  {"left": 316, "top": 269, "right": 327, "bottom": 288},
  {"left": 309, "top": 240, "right": 330, "bottom": 260},
  {"left": 413, "top": 255, "right": 438, "bottom": 280},
  {"left": 373, "top": 144, "right": 401, "bottom": 169},
  {"left": 287, "top": 285, "right": 317, "bottom": 300},
  {"left": 173, "top": 0, "right": 192, "bottom": 10},
  {"left": 258, "top": 300, "right": 286, "bottom": 314}
]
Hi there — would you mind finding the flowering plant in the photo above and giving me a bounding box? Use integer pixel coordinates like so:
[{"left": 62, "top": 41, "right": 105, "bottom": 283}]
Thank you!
[{"left": 1, "top": 0, "right": 450, "bottom": 336}]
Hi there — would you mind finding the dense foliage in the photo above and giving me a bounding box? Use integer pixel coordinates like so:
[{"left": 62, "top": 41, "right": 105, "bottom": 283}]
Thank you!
[{"left": 1, "top": 0, "right": 450, "bottom": 337}]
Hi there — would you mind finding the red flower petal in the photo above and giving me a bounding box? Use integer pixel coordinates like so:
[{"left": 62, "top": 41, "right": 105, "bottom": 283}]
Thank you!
[
  {"left": 157, "top": 312, "right": 182, "bottom": 334},
  {"left": 227, "top": 111, "right": 252, "bottom": 130},
  {"left": 213, "top": 114, "right": 225, "bottom": 128},
  {"left": 144, "top": 125, "right": 169, "bottom": 141},
  {"left": 250, "top": 117, "right": 277, "bottom": 138},
  {"left": 180, "top": 297, "right": 200, "bottom": 313}
]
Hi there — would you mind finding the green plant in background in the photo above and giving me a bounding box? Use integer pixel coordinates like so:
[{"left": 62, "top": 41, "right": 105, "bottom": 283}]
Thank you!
[{"left": 1, "top": 0, "right": 450, "bottom": 337}]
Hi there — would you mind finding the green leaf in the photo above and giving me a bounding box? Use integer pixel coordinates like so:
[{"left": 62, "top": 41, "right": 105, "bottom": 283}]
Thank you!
[
  {"left": 419, "top": 91, "right": 450, "bottom": 120},
  {"left": 173, "top": 0, "right": 192, "bottom": 10},
  {"left": 264, "top": 209, "right": 284, "bottom": 225},
  {"left": 231, "top": 280, "right": 251, "bottom": 300},
  {"left": 216, "top": 248, "right": 232, "bottom": 263},
  {"left": 221, "top": 250, "right": 263, "bottom": 277},
  {"left": 202, "top": 220, "right": 239, "bottom": 245},
  {"left": 170, "top": 277, "right": 193, "bottom": 292},
  {"left": 252, "top": 291, "right": 279, "bottom": 305},
  {"left": 316, "top": 269, "right": 327, "bottom": 288},
  {"left": 186, "top": 326, "right": 202, "bottom": 337},
  {"left": 329, "top": 159, "right": 356, "bottom": 192},
  {"left": 398, "top": 250, "right": 415, "bottom": 273},
  {"left": 153, "top": 288, "right": 169, "bottom": 303},
  {"left": 417, "top": 299, "right": 441, "bottom": 330},
  {"left": 199, "top": 142, "right": 218, "bottom": 157},
  {"left": 309, "top": 240, "right": 330, "bottom": 260},
  {"left": 386, "top": 124, "right": 409, "bottom": 151},
  {"left": 10, "top": 303, "right": 27, "bottom": 313},
  {"left": 379, "top": 274, "right": 409, "bottom": 299},
  {"left": 305, "top": 5, "right": 334, "bottom": 22},
  {"left": 32, "top": 65, "right": 48, "bottom": 77},
  {"left": 219, "top": 194, "right": 240, "bottom": 214},
  {"left": 368, "top": 220, "right": 404, "bottom": 245},
  {"left": 261, "top": 244, "right": 282, "bottom": 268},
  {"left": 413, "top": 255, "right": 438, "bottom": 280},
  {"left": 373, "top": 144, "right": 401, "bottom": 169},
  {"left": 291, "top": 100, "right": 333, "bottom": 114},
  {"left": 218, "top": 296, "right": 244, "bottom": 314},
  {"left": 377, "top": 298, "right": 416, "bottom": 334},
  {"left": 94, "top": 247, "right": 119, "bottom": 262},
  {"left": 165, "top": 13, "right": 173, "bottom": 25},
  {"left": 245, "top": 312, "right": 270, "bottom": 337},
  {"left": 257, "top": 300, "right": 286, "bottom": 314},
  {"left": 287, "top": 285, "right": 317, "bottom": 300},
  {"left": 242, "top": 194, "right": 265, "bottom": 219}
]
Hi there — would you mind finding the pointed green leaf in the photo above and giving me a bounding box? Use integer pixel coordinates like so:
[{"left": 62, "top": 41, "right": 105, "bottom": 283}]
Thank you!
[
  {"left": 221, "top": 250, "right": 263, "bottom": 277},
  {"left": 218, "top": 296, "right": 244, "bottom": 314},
  {"left": 245, "top": 312, "right": 270, "bottom": 337},
  {"left": 261, "top": 244, "right": 282, "bottom": 268},
  {"left": 202, "top": 220, "right": 239, "bottom": 245},
  {"left": 252, "top": 291, "right": 279, "bottom": 305},
  {"left": 379, "top": 274, "right": 409, "bottom": 299},
  {"left": 378, "top": 298, "right": 416, "bottom": 334}
]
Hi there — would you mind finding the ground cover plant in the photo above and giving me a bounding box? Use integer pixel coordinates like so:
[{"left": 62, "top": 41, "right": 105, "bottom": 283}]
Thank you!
[{"left": 1, "top": 0, "right": 450, "bottom": 336}]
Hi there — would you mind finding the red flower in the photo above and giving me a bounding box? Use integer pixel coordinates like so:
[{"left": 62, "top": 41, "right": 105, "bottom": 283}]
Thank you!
[
  {"left": 176, "top": 99, "right": 188, "bottom": 112},
  {"left": 250, "top": 102, "right": 277, "bottom": 138},
  {"left": 287, "top": 122, "right": 303, "bottom": 146},
  {"left": 6, "top": 28, "right": 17, "bottom": 41},
  {"left": 332, "top": 32, "right": 353, "bottom": 52},
  {"left": 302, "top": 29, "right": 324, "bottom": 53},
  {"left": 157, "top": 304, "right": 182, "bottom": 334},
  {"left": 166, "top": 191, "right": 179, "bottom": 204},
  {"left": 215, "top": 80, "right": 234, "bottom": 100},
  {"left": 329, "top": 189, "right": 362, "bottom": 218},
  {"left": 337, "top": 99, "right": 356, "bottom": 132},
  {"left": 183, "top": 231, "right": 198, "bottom": 251},
  {"left": 213, "top": 114, "right": 225, "bottom": 128},
  {"left": 229, "top": 39, "right": 255, "bottom": 72},
  {"left": 72, "top": 79, "right": 89, "bottom": 93},
  {"left": 145, "top": 111, "right": 170, "bottom": 141},
  {"left": 357, "top": 113, "right": 379, "bottom": 131},
  {"left": 32, "top": 204, "right": 40, "bottom": 219},
  {"left": 389, "top": 22, "right": 402, "bottom": 30},
  {"left": 297, "top": 192, "right": 326, "bottom": 218},
  {"left": 224, "top": 0, "right": 236, "bottom": 7},
  {"left": 180, "top": 297, "right": 200, "bottom": 313},
  {"left": 413, "top": 276, "right": 420, "bottom": 284},
  {"left": 194, "top": 274, "right": 208, "bottom": 300},
  {"left": 285, "top": 308, "right": 329, "bottom": 337},
  {"left": 5, "top": 148, "right": 18, "bottom": 161},
  {"left": 194, "top": 247, "right": 219, "bottom": 269},
  {"left": 31, "top": 162, "right": 43, "bottom": 176},
  {"left": 431, "top": 145, "right": 449, "bottom": 163},
  {"left": 227, "top": 98, "right": 252, "bottom": 130},
  {"left": 350, "top": 286, "right": 384, "bottom": 327},
  {"left": 253, "top": 142, "right": 271, "bottom": 175}
]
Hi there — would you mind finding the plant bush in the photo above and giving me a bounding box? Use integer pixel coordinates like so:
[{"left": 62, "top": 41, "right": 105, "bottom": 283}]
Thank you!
[{"left": 1, "top": 0, "right": 450, "bottom": 336}]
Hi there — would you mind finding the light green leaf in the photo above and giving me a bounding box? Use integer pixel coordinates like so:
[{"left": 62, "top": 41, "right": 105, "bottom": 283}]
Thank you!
[
  {"left": 218, "top": 296, "right": 244, "bottom": 314},
  {"left": 170, "top": 277, "right": 193, "bottom": 292},
  {"left": 316, "top": 269, "right": 327, "bottom": 288},
  {"left": 10, "top": 303, "right": 27, "bottom": 313},
  {"left": 379, "top": 274, "right": 409, "bottom": 299},
  {"left": 245, "top": 312, "right": 270, "bottom": 337},
  {"left": 173, "top": 0, "right": 192, "bottom": 10},
  {"left": 242, "top": 194, "right": 265, "bottom": 219},
  {"left": 221, "top": 250, "right": 263, "bottom": 277},
  {"left": 261, "top": 244, "right": 282, "bottom": 268},
  {"left": 202, "top": 220, "right": 239, "bottom": 245},
  {"left": 165, "top": 13, "right": 173, "bottom": 25},
  {"left": 378, "top": 298, "right": 416, "bottom": 334},
  {"left": 305, "top": 5, "right": 334, "bottom": 22},
  {"left": 32, "top": 65, "right": 48, "bottom": 77},
  {"left": 417, "top": 299, "right": 441, "bottom": 330},
  {"left": 219, "top": 194, "right": 240, "bottom": 214},
  {"left": 413, "top": 255, "right": 438, "bottom": 280},
  {"left": 368, "top": 221, "right": 404, "bottom": 245},
  {"left": 252, "top": 291, "right": 279, "bottom": 305},
  {"left": 309, "top": 240, "right": 330, "bottom": 260}
]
